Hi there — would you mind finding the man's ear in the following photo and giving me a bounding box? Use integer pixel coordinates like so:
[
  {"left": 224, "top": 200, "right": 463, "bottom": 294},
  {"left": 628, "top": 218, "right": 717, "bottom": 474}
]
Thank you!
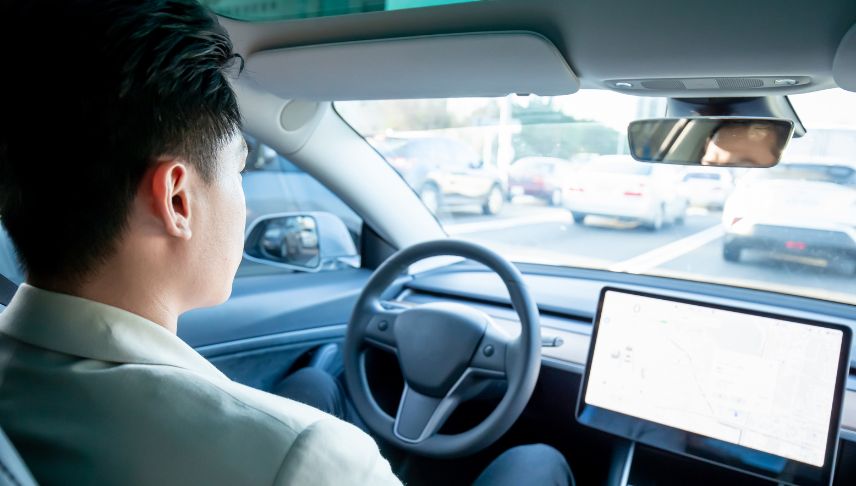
[{"left": 150, "top": 160, "right": 193, "bottom": 240}]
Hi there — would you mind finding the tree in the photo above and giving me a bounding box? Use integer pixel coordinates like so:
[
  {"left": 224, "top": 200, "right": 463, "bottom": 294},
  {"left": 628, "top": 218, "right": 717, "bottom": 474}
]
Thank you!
[{"left": 511, "top": 98, "right": 622, "bottom": 160}]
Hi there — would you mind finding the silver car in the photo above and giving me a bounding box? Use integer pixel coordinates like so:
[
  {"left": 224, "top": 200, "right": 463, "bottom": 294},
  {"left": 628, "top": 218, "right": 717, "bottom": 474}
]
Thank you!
[{"left": 563, "top": 155, "right": 688, "bottom": 230}]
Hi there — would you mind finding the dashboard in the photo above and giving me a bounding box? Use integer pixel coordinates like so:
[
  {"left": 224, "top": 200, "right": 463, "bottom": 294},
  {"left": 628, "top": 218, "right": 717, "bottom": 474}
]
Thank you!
[
  {"left": 394, "top": 262, "right": 856, "bottom": 484},
  {"left": 180, "top": 258, "right": 856, "bottom": 484}
]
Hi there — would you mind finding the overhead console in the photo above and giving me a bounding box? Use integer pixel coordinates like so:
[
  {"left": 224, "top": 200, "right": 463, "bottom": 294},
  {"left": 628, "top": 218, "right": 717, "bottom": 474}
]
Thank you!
[
  {"left": 244, "top": 31, "right": 579, "bottom": 100},
  {"left": 577, "top": 288, "right": 852, "bottom": 485}
]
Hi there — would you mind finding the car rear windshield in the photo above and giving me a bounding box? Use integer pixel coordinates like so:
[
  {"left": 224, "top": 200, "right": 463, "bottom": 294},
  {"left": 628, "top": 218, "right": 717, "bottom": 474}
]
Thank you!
[
  {"left": 684, "top": 173, "right": 722, "bottom": 181},
  {"left": 584, "top": 159, "right": 653, "bottom": 175},
  {"left": 512, "top": 159, "right": 555, "bottom": 174}
]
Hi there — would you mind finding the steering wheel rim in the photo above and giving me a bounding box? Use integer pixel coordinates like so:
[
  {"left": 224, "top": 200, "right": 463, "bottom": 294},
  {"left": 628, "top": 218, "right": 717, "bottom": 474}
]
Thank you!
[{"left": 344, "top": 239, "right": 541, "bottom": 458}]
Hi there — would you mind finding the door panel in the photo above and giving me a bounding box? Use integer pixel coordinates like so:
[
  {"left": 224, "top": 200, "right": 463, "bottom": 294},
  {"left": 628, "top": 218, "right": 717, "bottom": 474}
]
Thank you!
[
  {"left": 178, "top": 268, "right": 370, "bottom": 347},
  {"left": 197, "top": 326, "right": 347, "bottom": 391},
  {"left": 178, "top": 269, "right": 371, "bottom": 389}
]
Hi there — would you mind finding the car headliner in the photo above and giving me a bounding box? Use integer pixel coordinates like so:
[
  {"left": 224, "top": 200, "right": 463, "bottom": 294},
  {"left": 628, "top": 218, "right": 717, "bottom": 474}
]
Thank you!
[{"left": 220, "top": 0, "right": 856, "bottom": 100}]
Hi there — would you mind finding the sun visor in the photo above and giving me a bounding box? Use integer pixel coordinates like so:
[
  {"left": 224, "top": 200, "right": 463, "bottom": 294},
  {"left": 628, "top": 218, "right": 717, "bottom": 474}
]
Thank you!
[
  {"left": 244, "top": 31, "right": 579, "bottom": 101},
  {"left": 834, "top": 23, "right": 856, "bottom": 92}
]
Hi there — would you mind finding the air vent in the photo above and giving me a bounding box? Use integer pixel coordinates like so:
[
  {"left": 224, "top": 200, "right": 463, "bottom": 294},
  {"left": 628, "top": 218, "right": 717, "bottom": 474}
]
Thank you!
[
  {"left": 715, "top": 78, "right": 764, "bottom": 89},
  {"left": 640, "top": 79, "right": 686, "bottom": 90}
]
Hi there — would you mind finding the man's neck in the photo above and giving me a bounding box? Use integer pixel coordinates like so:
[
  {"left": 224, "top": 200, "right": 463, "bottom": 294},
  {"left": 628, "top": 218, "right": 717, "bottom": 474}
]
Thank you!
[{"left": 28, "top": 274, "right": 180, "bottom": 333}]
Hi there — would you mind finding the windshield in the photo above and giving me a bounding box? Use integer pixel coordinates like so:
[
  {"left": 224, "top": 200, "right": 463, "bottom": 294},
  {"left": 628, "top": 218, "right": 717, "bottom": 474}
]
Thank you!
[
  {"left": 336, "top": 89, "right": 856, "bottom": 305},
  {"left": 746, "top": 163, "right": 856, "bottom": 186}
]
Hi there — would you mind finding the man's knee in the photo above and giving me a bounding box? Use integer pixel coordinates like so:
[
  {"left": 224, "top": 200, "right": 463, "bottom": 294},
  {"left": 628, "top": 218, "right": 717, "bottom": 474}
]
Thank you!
[
  {"left": 510, "top": 444, "right": 572, "bottom": 484},
  {"left": 474, "top": 443, "right": 574, "bottom": 486},
  {"left": 271, "top": 367, "right": 345, "bottom": 418},
  {"left": 506, "top": 443, "right": 563, "bottom": 461}
]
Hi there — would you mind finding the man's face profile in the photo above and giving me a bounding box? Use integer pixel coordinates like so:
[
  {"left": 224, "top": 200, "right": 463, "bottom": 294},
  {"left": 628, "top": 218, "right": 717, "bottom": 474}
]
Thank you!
[
  {"left": 701, "top": 124, "right": 781, "bottom": 167},
  {"left": 183, "top": 132, "right": 249, "bottom": 307}
]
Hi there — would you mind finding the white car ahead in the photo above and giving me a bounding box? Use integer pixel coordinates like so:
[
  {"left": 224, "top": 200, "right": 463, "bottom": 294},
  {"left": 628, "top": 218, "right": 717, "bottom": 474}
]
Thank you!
[
  {"left": 681, "top": 168, "right": 735, "bottom": 210},
  {"left": 563, "top": 155, "right": 688, "bottom": 230},
  {"left": 722, "top": 162, "right": 856, "bottom": 266}
]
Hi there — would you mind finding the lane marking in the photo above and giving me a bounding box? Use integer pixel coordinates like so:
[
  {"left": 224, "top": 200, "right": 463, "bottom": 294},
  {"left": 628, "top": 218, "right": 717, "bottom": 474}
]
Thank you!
[
  {"left": 444, "top": 211, "right": 572, "bottom": 235},
  {"left": 608, "top": 225, "right": 725, "bottom": 274}
]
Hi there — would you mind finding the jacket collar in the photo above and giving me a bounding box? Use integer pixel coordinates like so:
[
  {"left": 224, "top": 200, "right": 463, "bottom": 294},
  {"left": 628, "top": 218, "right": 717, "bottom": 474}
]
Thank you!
[{"left": 0, "top": 284, "right": 225, "bottom": 378}]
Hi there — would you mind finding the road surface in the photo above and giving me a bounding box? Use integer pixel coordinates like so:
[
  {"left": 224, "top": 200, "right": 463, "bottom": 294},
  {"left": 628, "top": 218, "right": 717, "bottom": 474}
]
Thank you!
[{"left": 439, "top": 198, "right": 856, "bottom": 304}]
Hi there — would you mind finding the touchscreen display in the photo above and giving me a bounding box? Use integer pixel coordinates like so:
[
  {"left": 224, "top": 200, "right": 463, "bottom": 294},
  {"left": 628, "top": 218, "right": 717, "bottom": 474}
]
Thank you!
[{"left": 585, "top": 290, "right": 845, "bottom": 468}]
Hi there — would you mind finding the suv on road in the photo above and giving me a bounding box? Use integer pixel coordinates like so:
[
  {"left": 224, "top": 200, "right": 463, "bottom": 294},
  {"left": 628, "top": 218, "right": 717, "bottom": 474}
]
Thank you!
[{"left": 377, "top": 137, "right": 507, "bottom": 215}]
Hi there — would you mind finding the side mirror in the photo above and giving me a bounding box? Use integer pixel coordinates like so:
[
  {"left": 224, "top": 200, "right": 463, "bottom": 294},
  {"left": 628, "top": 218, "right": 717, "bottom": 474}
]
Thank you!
[
  {"left": 244, "top": 212, "right": 358, "bottom": 272},
  {"left": 470, "top": 159, "right": 485, "bottom": 169}
]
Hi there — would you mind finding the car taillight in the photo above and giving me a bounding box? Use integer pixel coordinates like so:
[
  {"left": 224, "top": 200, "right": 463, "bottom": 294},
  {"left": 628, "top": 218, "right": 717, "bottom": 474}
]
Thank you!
[
  {"left": 623, "top": 182, "right": 646, "bottom": 197},
  {"left": 730, "top": 217, "right": 743, "bottom": 226}
]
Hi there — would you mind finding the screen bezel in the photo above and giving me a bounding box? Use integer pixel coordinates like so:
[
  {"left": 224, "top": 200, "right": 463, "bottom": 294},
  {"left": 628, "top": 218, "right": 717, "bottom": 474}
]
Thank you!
[{"left": 576, "top": 286, "right": 852, "bottom": 486}]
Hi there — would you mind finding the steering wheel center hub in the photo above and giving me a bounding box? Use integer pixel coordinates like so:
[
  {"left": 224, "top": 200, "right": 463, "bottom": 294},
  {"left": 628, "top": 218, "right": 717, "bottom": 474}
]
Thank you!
[{"left": 395, "top": 302, "right": 488, "bottom": 396}]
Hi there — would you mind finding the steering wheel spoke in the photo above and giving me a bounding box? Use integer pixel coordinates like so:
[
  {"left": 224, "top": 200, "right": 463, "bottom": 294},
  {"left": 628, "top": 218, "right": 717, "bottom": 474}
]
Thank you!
[
  {"left": 393, "top": 384, "right": 461, "bottom": 443},
  {"left": 469, "top": 321, "right": 513, "bottom": 376},
  {"left": 362, "top": 305, "right": 404, "bottom": 353}
]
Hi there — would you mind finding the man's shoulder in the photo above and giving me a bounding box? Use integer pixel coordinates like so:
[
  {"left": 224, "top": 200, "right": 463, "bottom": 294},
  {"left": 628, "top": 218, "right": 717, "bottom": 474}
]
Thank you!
[
  {"left": 0, "top": 341, "right": 291, "bottom": 484},
  {"left": 0, "top": 336, "right": 399, "bottom": 485},
  {"left": 124, "top": 362, "right": 332, "bottom": 438},
  {"left": 126, "top": 364, "right": 400, "bottom": 484},
  {"left": 274, "top": 417, "right": 401, "bottom": 485}
]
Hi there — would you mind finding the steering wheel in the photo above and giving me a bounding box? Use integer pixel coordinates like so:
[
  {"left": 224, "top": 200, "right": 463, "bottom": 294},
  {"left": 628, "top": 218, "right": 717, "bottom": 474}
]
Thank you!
[{"left": 343, "top": 239, "right": 541, "bottom": 458}]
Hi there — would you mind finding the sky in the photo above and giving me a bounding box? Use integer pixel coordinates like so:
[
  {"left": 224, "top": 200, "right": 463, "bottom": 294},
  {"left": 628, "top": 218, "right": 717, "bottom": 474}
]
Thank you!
[
  {"left": 447, "top": 91, "right": 653, "bottom": 132},
  {"left": 790, "top": 89, "right": 856, "bottom": 129},
  {"left": 446, "top": 88, "right": 856, "bottom": 133}
]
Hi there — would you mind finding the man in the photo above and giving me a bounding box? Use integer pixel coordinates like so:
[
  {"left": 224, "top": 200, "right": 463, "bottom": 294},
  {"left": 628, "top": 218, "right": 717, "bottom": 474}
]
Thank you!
[
  {"left": 0, "top": 1, "right": 572, "bottom": 485},
  {"left": 701, "top": 121, "right": 787, "bottom": 167}
]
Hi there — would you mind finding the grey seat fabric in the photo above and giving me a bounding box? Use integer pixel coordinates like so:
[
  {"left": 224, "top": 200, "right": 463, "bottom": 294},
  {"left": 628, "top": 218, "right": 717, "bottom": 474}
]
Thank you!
[{"left": 0, "top": 427, "right": 36, "bottom": 486}]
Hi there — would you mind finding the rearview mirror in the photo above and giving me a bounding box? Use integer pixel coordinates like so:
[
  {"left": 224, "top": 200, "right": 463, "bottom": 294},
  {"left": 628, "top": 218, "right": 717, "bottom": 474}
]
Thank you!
[
  {"left": 628, "top": 117, "right": 793, "bottom": 168},
  {"left": 244, "top": 212, "right": 358, "bottom": 272}
]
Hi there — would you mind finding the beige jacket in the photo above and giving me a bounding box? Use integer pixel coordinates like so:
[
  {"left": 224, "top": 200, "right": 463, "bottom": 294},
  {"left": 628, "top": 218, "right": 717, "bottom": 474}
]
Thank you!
[{"left": 0, "top": 284, "right": 401, "bottom": 485}]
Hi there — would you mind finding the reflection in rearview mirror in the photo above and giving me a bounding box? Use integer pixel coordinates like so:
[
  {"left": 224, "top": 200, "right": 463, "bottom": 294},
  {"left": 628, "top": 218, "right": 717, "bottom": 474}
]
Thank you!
[{"left": 628, "top": 117, "right": 794, "bottom": 168}]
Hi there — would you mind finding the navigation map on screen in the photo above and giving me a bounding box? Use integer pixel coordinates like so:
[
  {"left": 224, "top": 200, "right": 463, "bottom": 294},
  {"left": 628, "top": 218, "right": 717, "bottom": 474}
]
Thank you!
[{"left": 585, "top": 290, "right": 844, "bottom": 467}]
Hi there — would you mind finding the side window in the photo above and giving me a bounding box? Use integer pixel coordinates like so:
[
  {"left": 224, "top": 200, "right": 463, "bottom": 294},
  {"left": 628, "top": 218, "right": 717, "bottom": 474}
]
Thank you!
[
  {"left": 0, "top": 134, "right": 360, "bottom": 283},
  {"left": 450, "top": 139, "right": 479, "bottom": 168},
  {"left": 239, "top": 132, "right": 362, "bottom": 277},
  {"left": 0, "top": 226, "right": 22, "bottom": 284},
  {"left": 440, "top": 140, "right": 465, "bottom": 169},
  {"left": 414, "top": 139, "right": 446, "bottom": 169}
]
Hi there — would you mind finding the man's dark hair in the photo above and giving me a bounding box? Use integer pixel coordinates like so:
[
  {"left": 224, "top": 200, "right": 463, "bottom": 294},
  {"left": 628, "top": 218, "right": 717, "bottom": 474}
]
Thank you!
[{"left": 0, "top": 0, "right": 242, "bottom": 284}]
